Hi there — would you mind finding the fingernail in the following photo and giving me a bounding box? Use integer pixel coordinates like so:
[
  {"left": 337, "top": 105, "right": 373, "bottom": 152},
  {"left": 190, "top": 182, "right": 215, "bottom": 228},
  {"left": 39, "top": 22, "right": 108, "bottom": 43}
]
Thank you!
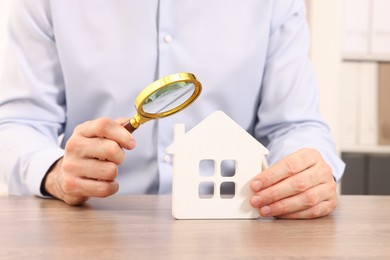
[
  {"left": 252, "top": 180, "right": 263, "bottom": 191},
  {"left": 128, "top": 139, "right": 136, "bottom": 149},
  {"left": 260, "top": 206, "right": 271, "bottom": 216},
  {"left": 251, "top": 195, "right": 262, "bottom": 207}
]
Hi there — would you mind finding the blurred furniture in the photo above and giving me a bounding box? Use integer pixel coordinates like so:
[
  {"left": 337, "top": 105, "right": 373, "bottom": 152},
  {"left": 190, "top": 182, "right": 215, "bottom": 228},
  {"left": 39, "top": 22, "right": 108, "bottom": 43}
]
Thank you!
[{"left": 341, "top": 151, "right": 390, "bottom": 195}]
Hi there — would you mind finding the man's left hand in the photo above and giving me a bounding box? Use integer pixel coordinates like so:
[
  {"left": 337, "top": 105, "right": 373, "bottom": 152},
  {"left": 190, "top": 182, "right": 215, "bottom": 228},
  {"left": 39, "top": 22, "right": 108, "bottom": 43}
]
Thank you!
[{"left": 249, "top": 148, "right": 337, "bottom": 219}]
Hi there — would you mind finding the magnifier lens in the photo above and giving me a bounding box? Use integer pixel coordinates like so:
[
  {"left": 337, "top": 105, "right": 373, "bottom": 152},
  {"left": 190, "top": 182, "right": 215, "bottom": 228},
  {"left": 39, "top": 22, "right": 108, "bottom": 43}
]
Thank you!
[
  {"left": 124, "top": 72, "right": 201, "bottom": 133},
  {"left": 142, "top": 82, "right": 195, "bottom": 114}
]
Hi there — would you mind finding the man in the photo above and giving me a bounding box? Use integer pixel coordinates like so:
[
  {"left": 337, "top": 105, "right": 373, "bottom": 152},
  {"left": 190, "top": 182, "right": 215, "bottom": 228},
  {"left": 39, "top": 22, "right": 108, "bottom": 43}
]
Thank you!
[{"left": 0, "top": 0, "right": 344, "bottom": 219}]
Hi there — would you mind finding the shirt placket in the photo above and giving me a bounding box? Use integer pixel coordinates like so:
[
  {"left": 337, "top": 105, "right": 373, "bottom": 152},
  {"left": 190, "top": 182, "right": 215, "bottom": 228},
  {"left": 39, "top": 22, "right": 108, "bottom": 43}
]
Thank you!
[{"left": 156, "top": 0, "right": 176, "bottom": 194}]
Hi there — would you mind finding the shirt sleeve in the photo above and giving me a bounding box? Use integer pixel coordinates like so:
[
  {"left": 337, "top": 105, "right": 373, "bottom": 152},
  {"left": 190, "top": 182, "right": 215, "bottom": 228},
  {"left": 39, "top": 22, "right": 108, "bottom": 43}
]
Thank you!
[
  {"left": 254, "top": 0, "right": 345, "bottom": 181},
  {"left": 0, "top": 0, "right": 65, "bottom": 195}
]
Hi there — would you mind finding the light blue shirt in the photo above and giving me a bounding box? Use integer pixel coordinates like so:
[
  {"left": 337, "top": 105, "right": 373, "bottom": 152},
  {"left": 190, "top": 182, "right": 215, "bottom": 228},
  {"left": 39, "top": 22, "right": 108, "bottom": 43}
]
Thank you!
[{"left": 0, "top": 0, "right": 345, "bottom": 196}]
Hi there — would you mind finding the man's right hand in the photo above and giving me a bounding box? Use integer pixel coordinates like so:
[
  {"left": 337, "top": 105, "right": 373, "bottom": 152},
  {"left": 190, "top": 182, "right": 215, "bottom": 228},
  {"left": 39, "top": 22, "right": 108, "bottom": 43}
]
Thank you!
[{"left": 43, "top": 118, "right": 136, "bottom": 205}]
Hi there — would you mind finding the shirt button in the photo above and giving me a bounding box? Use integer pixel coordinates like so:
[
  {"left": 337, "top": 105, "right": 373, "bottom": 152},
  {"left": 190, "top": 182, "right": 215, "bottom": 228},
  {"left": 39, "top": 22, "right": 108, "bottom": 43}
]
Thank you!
[
  {"left": 163, "top": 154, "right": 172, "bottom": 164},
  {"left": 164, "top": 34, "right": 172, "bottom": 43}
]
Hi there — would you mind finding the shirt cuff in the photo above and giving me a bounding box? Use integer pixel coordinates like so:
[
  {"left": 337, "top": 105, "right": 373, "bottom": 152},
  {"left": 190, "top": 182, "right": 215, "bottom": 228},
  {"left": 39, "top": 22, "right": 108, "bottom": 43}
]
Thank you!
[{"left": 25, "top": 148, "right": 64, "bottom": 197}]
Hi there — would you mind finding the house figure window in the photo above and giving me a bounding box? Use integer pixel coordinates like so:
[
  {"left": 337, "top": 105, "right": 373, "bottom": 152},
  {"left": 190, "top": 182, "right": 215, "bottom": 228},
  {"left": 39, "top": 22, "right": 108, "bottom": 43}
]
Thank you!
[{"left": 198, "top": 159, "right": 236, "bottom": 199}]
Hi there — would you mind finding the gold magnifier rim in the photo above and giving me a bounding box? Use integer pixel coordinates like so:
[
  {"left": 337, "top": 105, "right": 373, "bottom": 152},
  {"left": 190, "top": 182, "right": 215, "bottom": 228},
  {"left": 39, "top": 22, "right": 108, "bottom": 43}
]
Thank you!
[{"left": 134, "top": 72, "right": 202, "bottom": 123}]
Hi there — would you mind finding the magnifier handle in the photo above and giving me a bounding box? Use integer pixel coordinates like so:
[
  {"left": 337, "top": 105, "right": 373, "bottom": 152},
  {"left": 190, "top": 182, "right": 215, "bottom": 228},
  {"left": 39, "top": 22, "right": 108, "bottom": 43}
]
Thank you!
[{"left": 123, "top": 121, "right": 137, "bottom": 133}]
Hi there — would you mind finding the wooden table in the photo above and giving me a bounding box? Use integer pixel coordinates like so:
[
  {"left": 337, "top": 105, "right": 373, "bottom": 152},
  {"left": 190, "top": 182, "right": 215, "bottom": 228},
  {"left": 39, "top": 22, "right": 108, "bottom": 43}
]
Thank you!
[{"left": 1, "top": 195, "right": 389, "bottom": 259}]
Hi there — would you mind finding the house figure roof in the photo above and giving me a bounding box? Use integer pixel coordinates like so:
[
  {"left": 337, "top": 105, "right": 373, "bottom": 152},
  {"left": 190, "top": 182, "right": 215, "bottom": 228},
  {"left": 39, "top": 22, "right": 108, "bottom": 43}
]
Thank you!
[{"left": 166, "top": 110, "right": 269, "bottom": 157}]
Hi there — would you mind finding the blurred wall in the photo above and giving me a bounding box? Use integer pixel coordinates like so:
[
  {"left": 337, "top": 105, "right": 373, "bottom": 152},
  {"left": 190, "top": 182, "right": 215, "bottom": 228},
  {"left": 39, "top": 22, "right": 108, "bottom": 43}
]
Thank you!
[{"left": 305, "top": 0, "right": 343, "bottom": 151}]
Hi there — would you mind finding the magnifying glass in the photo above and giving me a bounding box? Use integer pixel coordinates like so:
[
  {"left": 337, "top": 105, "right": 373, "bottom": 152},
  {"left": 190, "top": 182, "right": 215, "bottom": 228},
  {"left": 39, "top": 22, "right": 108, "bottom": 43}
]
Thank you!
[{"left": 123, "top": 72, "right": 202, "bottom": 133}]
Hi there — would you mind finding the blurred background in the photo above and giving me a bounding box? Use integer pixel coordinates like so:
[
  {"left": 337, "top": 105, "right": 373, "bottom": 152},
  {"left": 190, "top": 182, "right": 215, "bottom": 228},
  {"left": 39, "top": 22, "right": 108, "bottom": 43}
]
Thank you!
[
  {"left": 304, "top": 0, "right": 390, "bottom": 196},
  {"left": 0, "top": 0, "right": 389, "bottom": 196}
]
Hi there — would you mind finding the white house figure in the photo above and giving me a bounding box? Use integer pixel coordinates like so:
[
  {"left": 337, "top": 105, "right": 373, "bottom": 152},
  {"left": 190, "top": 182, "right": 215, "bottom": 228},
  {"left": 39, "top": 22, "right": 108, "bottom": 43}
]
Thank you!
[{"left": 166, "top": 110, "right": 269, "bottom": 219}]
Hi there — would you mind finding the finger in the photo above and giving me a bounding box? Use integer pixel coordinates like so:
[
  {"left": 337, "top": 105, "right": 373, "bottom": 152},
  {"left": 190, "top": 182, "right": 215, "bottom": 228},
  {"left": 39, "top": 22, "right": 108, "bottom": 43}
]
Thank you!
[
  {"left": 250, "top": 163, "right": 329, "bottom": 208},
  {"left": 62, "top": 158, "right": 118, "bottom": 181},
  {"left": 85, "top": 138, "right": 126, "bottom": 164},
  {"left": 62, "top": 175, "right": 119, "bottom": 198},
  {"left": 66, "top": 135, "right": 126, "bottom": 165},
  {"left": 115, "top": 117, "right": 131, "bottom": 125},
  {"left": 251, "top": 148, "right": 321, "bottom": 192},
  {"left": 76, "top": 118, "right": 135, "bottom": 150},
  {"left": 274, "top": 199, "right": 337, "bottom": 219},
  {"left": 255, "top": 182, "right": 336, "bottom": 218}
]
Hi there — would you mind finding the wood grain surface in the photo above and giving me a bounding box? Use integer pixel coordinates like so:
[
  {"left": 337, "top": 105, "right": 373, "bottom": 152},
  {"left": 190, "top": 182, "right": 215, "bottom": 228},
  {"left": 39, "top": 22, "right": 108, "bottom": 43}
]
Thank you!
[{"left": 0, "top": 195, "right": 389, "bottom": 259}]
